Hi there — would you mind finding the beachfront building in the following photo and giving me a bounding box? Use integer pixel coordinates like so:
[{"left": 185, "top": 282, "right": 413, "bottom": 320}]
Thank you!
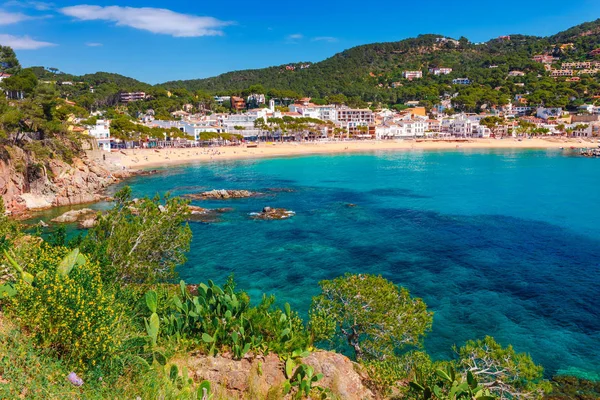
[
  {"left": 288, "top": 102, "right": 337, "bottom": 121},
  {"left": 221, "top": 112, "right": 262, "bottom": 139},
  {"left": 335, "top": 108, "right": 375, "bottom": 137},
  {"left": 376, "top": 119, "right": 428, "bottom": 139},
  {"left": 120, "top": 92, "right": 147, "bottom": 103},
  {"left": 403, "top": 70, "right": 423, "bottom": 80},
  {"left": 88, "top": 119, "right": 112, "bottom": 151}
]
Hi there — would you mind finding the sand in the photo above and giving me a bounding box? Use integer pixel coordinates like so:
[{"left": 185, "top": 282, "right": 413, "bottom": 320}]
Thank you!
[{"left": 103, "top": 138, "right": 598, "bottom": 169}]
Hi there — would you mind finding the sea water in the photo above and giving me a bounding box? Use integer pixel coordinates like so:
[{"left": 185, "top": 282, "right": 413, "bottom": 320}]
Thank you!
[{"left": 114, "top": 148, "right": 600, "bottom": 379}]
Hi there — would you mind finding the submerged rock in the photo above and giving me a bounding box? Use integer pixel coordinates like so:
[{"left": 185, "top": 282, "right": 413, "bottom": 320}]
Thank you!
[
  {"left": 187, "top": 205, "right": 232, "bottom": 223},
  {"left": 250, "top": 207, "right": 295, "bottom": 220},
  {"left": 184, "top": 189, "right": 258, "bottom": 200},
  {"left": 51, "top": 208, "right": 97, "bottom": 224}
]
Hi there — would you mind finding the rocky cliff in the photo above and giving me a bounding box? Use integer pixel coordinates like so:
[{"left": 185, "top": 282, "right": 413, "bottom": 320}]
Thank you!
[{"left": 0, "top": 145, "right": 126, "bottom": 215}]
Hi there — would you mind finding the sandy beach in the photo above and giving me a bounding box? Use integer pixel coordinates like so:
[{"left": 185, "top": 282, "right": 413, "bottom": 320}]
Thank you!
[{"left": 103, "top": 138, "right": 598, "bottom": 169}]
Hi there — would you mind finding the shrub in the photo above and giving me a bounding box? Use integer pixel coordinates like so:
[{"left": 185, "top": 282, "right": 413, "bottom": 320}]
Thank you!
[{"left": 13, "top": 256, "right": 119, "bottom": 370}]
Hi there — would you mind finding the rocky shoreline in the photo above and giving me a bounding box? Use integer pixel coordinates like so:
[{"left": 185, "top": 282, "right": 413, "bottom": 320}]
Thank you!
[{"left": 0, "top": 146, "right": 155, "bottom": 217}]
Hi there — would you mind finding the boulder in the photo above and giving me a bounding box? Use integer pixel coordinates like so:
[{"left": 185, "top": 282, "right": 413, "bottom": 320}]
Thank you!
[
  {"left": 51, "top": 208, "right": 97, "bottom": 224},
  {"left": 250, "top": 207, "right": 295, "bottom": 220},
  {"left": 78, "top": 218, "right": 98, "bottom": 229},
  {"left": 181, "top": 351, "right": 374, "bottom": 400}
]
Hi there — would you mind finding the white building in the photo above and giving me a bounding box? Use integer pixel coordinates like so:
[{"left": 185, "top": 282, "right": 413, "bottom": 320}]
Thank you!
[
  {"left": 88, "top": 119, "right": 112, "bottom": 151},
  {"left": 429, "top": 67, "right": 453, "bottom": 75},
  {"left": 536, "top": 107, "right": 563, "bottom": 120},
  {"left": 375, "top": 119, "right": 427, "bottom": 139},
  {"left": 403, "top": 70, "right": 423, "bottom": 80}
]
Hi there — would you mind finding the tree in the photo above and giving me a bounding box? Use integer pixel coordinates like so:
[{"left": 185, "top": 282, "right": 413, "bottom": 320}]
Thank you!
[
  {"left": 309, "top": 273, "right": 433, "bottom": 361},
  {"left": 82, "top": 187, "right": 192, "bottom": 284},
  {"left": 456, "top": 337, "right": 551, "bottom": 399},
  {"left": 325, "top": 94, "right": 348, "bottom": 107},
  {"left": 0, "top": 45, "right": 21, "bottom": 74},
  {"left": 480, "top": 116, "right": 505, "bottom": 137}
]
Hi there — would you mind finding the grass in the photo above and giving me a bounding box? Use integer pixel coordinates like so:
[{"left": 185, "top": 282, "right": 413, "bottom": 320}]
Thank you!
[{"left": 0, "top": 313, "right": 205, "bottom": 399}]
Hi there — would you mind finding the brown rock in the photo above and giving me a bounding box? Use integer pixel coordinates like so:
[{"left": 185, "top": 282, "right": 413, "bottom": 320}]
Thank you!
[
  {"left": 185, "top": 189, "right": 258, "bottom": 200},
  {"left": 250, "top": 207, "right": 295, "bottom": 220},
  {"left": 78, "top": 218, "right": 98, "bottom": 229},
  {"left": 180, "top": 351, "right": 374, "bottom": 400},
  {"left": 51, "top": 208, "right": 97, "bottom": 224}
]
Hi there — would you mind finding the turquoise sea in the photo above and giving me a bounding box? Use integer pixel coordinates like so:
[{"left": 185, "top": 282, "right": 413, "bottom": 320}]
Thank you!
[{"left": 109, "top": 149, "right": 599, "bottom": 378}]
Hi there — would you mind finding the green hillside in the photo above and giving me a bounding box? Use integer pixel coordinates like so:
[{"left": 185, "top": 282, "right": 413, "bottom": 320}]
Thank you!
[{"left": 158, "top": 19, "right": 600, "bottom": 108}]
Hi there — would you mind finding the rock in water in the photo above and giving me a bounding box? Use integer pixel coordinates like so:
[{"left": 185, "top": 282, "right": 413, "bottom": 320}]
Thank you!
[
  {"left": 184, "top": 189, "right": 258, "bottom": 200},
  {"left": 51, "top": 208, "right": 97, "bottom": 224},
  {"left": 187, "top": 205, "right": 232, "bottom": 223},
  {"left": 250, "top": 207, "right": 295, "bottom": 220}
]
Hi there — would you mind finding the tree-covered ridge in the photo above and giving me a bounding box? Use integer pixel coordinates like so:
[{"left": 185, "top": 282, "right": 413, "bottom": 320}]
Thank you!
[{"left": 156, "top": 20, "right": 600, "bottom": 108}]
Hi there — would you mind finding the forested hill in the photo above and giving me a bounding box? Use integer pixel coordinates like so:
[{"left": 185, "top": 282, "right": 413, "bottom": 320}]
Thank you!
[{"left": 159, "top": 19, "right": 600, "bottom": 104}]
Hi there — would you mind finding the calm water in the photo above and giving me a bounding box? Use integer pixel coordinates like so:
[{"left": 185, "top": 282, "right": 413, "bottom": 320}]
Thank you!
[{"left": 107, "top": 149, "right": 598, "bottom": 378}]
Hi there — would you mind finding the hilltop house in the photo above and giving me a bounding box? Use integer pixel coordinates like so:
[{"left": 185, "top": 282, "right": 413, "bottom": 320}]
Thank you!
[{"left": 403, "top": 71, "right": 423, "bottom": 80}]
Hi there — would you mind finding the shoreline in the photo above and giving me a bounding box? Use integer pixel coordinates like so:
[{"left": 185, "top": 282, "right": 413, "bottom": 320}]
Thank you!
[{"left": 108, "top": 138, "right": 596, "bottom": 170}]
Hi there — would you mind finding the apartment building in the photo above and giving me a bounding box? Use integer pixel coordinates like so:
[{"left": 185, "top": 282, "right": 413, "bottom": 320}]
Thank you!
[
  {"left": 120, "top": 92, "right": 146, "bottom": 103},
  {"left": 336, "top": 108, "right": 375, "bottom": 125},
  {"left": 429, "top": 67, "right": 453, "bottom": 75},
  {"left": 403, "top": 70, "right": 423, "bottom": 80},
  {"left": 532, "top": 55, "right": 556, "bottom": 64},
  {"left": 550, "top": 70, "right": 573, "bottom": 77},
  {"left": 562, "top": 62, "right": 598, "bottom": 69}
]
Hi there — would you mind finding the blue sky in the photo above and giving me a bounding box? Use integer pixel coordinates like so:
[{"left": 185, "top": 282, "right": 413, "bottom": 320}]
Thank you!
[{"left": 1, "top": 0, "right": 600, "bottom": 84}]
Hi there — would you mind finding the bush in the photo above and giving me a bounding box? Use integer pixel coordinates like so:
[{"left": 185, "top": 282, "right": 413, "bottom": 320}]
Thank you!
[
  {"left": 364, "top": 351, "right": 433, "bottom": 396},
  {"left": 13, "top": 256, "right": 119, "bottom": 370}
]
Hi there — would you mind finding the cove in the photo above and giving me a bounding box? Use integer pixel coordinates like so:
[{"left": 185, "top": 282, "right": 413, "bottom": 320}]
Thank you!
[{"left": 115, "top": 148, "right": 600, "bottom": 380}]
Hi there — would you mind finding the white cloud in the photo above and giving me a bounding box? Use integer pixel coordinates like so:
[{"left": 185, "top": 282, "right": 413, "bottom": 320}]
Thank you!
[
  {"left": 287, "top": 33, "right": 303, "bottom": 40},
  {"left": 6, "top": 1, "right": 54, "bottom": 10},
  {"left": 313, "top": 36, "right": 338, "bottom": 43},
  {"left": 0, "top": 33, "right": 56, "bottom": 49},
  {"left": 85, "top": 42, "right": 102, "bottom": 47},
  {"left": 0, "top": 10, "right": 32, "bottom": 24},
  {"left": 60, "top": 5, "right": 232, "bottom": 37}
]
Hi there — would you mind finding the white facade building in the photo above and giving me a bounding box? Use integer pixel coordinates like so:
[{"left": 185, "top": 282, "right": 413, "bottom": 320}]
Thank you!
[{"left": 88, "top": 120, "right": 112, "bottom": 151}]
